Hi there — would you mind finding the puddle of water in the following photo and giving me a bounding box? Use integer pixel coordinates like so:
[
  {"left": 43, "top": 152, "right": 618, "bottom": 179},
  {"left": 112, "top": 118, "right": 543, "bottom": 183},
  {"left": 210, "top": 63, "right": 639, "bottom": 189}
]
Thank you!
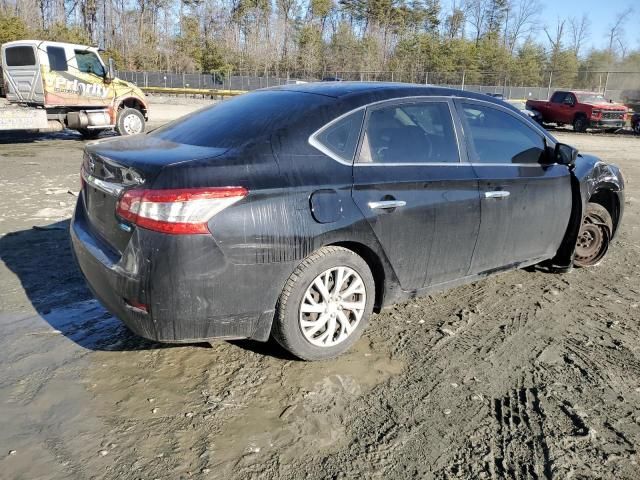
[
  {"left": 1, "top": 300, "right": 404, "bottom": 478},
  {"left": 207, "top": 340, "right": 404, "bottom": 473}
]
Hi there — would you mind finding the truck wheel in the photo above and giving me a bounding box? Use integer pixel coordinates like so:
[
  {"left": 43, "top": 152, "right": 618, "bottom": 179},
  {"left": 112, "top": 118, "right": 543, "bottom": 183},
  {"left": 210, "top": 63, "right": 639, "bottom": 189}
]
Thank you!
[
  {"left": 78, "top": 128, "right": 102, "bottom": 140},
  {"left": 573, "top": 115, "right": 588, "bottom": 133},
  {"left": 574, "top": 203, "right": 613, "bottom": 268},
  {"left": 634, "top": 122, "right": 640, "bottom": 135},
  {"left": 116, "top": 108, "right": 145, "bottom": 136},
  {"left": 272, "top": 246, "right": 375, "bottom": 361}
]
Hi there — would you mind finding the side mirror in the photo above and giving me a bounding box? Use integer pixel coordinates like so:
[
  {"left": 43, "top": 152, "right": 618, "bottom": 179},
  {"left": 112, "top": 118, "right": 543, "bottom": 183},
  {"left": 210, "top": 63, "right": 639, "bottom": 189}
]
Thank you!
[
  {"left": 105, "top": 58, "right": 116, "bottom": 83},
  {"left": 555, "top": 143, "right": 578, "bottom": 167}
]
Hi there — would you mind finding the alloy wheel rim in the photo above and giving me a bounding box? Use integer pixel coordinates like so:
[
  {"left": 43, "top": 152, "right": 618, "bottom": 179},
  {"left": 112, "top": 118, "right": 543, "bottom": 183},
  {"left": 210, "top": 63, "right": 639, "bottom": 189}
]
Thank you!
[
  {"left": 299, "top": 266, "right": 366, "bottom": 347},
  {"left": 123, "top": 114, "right": 142, "bottom": 135}
]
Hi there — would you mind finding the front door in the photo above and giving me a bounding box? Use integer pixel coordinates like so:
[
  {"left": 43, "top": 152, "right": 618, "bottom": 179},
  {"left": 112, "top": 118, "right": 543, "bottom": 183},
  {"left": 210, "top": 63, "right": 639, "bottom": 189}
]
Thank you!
[
  {"left": 456, "top": 100, "right": 573, "bottom": 274},
  {"left": 351, "top": 98, "right": 481, "bottom": 291}
]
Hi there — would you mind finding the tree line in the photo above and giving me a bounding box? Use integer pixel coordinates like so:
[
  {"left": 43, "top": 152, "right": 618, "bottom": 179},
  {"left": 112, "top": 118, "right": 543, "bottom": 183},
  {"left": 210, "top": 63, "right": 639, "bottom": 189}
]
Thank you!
[{"left": 0, "top": 0, "right": 638, "bottom": 88}]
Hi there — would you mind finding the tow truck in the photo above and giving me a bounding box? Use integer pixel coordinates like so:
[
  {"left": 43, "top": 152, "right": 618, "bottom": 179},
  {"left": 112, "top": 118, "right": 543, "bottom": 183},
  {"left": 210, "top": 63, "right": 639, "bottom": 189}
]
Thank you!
[{"left": 1, "top": 40, "right": 148, "bottom": 138}]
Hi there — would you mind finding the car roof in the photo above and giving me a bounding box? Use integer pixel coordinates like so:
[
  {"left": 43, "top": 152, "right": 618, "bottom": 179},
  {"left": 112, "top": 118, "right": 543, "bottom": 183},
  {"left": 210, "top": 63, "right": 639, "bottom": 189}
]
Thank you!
[
  {"left": 2, "top": 40, "right": 95, "bottom": 51},
  {"left": 264, "top": 81, "right": 509, "bottom": 106}
]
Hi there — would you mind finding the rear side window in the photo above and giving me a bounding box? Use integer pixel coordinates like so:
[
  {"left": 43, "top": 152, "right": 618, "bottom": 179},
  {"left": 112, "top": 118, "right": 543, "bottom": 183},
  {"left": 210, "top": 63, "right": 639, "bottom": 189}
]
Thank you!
[
  {"left": 314, "top": 109, "right": 364, "bottom": 162},
  {"left": 5, "top": 46, "right": 36, "bottom": 67},
  {"left": 151, "top": 90, "right": 329, "bottom": 148},
  {"left": 47, "top": 46, "right": 68, "bottom": 71},
  {"left": 358, "top": 101, "right": 459, "bottom": 164},
  {"left": 550, "top": 92, "right": 567, "bottom": 103},
  {"left": 461, "top": 103, "right": 545, "bottom": 164}
]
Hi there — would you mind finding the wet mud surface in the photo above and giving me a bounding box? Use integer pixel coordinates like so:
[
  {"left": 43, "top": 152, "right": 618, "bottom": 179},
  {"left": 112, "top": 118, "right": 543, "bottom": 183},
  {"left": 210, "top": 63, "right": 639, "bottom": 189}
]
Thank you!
[{"left": 1, "top": 124, "right": 639, "bottom": 479}]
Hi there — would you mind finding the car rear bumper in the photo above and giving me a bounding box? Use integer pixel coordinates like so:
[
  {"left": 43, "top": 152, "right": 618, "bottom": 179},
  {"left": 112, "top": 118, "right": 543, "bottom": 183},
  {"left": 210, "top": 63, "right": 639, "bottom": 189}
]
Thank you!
[{"left": 70, "top": 198, "right": 289, "bottom": 343}]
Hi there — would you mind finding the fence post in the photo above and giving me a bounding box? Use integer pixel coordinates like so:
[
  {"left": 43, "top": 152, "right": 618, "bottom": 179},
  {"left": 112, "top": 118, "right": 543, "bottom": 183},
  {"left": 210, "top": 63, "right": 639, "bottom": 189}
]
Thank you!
[
  {"left": 547, "top": 71, "right": 553, "bottom": 99},
  {"left": 461, "top": 70, "right": 465, "bottom": 91},
  {"left": 603, "top": 71, "right": 610, "bottom": 97},
  {"left": 425, "top": 72, "right": 428, "bottom": 85}
]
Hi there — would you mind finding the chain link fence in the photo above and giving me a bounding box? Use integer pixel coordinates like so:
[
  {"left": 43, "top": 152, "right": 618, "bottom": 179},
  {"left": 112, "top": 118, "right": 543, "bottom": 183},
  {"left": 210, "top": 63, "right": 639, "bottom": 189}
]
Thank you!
[{"left": 117, "top": 69, "right": 640, "bottom": 106}]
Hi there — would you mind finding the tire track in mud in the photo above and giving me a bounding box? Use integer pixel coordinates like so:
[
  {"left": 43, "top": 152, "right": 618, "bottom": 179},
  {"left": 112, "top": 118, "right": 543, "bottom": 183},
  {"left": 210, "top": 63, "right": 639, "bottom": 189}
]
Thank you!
[
  {"left": 492, "top": 386, "right": 552, "bottom": 480},
  {"left": 292, "top": 273, "right": 563, "bottom": 479}
]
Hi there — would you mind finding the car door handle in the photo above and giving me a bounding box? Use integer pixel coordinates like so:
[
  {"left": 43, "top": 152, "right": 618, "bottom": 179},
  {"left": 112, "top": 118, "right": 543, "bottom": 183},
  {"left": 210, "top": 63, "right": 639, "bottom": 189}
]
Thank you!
[
  {"left": 368, "top": 200, "right": 407, "bottom": 210},
  {"left": 484, "top": 191, "right": 510, "bottom": 199}
]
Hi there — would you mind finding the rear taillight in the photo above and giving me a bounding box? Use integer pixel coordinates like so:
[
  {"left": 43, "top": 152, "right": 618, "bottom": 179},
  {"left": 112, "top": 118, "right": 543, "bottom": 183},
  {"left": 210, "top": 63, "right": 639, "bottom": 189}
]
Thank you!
[{"left": 116, "top": 187, "right": 248, "bottom": 234}]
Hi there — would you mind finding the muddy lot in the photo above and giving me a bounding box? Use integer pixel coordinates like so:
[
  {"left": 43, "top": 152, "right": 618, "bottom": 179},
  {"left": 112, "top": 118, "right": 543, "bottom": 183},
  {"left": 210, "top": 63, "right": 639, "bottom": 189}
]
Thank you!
[{"left": 1, "top": 108, "right": 639, "bottom": 479}]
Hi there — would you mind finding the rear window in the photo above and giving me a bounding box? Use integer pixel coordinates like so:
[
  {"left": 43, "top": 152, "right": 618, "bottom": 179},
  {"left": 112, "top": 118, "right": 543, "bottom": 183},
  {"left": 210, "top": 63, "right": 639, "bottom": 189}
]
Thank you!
[
  {"left": 151, "top": 90, "right": 329, "bottom": 148},
  {"left": 550, "top": 92, "right": 567, "bottom": 103},
  {"left": 5, "top": 46, "right": 36, "bottom": 67}
]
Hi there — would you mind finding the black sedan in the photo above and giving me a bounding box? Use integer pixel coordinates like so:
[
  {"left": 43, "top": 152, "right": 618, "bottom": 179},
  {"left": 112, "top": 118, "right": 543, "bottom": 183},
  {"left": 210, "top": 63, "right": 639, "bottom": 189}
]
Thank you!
[{"left": 71, "top": 83, "right": 624, "bottom": 360}]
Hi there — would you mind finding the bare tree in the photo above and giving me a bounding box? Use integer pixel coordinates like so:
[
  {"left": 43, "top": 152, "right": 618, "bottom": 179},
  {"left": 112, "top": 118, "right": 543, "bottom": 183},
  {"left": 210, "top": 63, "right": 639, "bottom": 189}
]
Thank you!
[
  {"left": 568, "top": 13, "right": 590, "bottom": 57},
  {"left": 607, "top": 7, "right": 633, "bottom": 55},
  {"left": 544, "top": 17, "right": 565, "bottom": 55},
  {"left": 503, "top": 0, "right": 541, "bottom": 54},
  {"left": 465, "top": 0, "right": 488, "bottom": 45},
  {"left": 443, "top": 0, "right": 466, "bottom": 39}
]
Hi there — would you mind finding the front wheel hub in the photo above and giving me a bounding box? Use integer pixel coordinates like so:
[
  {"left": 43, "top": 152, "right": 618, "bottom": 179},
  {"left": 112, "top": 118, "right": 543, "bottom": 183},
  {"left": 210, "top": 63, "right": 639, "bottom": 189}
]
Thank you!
[
  {"left": 574, "top": 215, "right": 608, "bottom": 266},
  {"left": 122, "top": 113, "right": 143, "bottom": 135}
]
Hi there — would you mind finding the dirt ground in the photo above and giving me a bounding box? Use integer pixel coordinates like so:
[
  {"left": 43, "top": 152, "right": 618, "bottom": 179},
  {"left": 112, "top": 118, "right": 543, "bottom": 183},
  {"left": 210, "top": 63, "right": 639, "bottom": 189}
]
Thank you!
[{"left": 0, "top": 102, "right": 639, "bottom": 479}]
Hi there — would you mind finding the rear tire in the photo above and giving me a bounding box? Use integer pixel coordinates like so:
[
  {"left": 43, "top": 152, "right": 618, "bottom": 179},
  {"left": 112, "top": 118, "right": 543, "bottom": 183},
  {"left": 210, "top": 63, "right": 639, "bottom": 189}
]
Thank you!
[
  {"left": 272, "top": 246, "right": 375, "bottom": 361},
  {"left": 574, "top": 203, "right": 613, "bottom": 267},
  {"left": 116, "top": 108, "right": 145, "bottom": 136},
  {"left": 573, "top": 115, "right": 588, "bottom": 133}
]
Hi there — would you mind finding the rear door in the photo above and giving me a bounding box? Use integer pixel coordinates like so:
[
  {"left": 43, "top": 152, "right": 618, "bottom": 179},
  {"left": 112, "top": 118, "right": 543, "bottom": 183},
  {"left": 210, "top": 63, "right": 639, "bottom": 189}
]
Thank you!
[
  {"left": 456, "top": 99, "right": 572, "bottom": 273},
  {"left": 2, "top": 44, "right": 44, "bottom": 103},
  {"left": 351, "top": 98, "right": 481, "bottom": 290}
]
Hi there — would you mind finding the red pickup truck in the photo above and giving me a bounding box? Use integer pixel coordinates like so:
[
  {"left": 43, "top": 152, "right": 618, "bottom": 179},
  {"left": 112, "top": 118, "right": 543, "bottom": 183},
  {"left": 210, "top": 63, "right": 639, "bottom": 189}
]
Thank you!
[{"left": 526, "top": 91, "right": 628, "bottom": 132}]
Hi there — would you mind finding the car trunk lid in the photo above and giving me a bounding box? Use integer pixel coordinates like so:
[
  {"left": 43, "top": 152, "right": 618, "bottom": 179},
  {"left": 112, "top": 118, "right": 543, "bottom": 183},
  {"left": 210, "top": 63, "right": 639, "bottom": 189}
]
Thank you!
[{"left": 81, "top": 135, "right": 227, "bottom": 253}]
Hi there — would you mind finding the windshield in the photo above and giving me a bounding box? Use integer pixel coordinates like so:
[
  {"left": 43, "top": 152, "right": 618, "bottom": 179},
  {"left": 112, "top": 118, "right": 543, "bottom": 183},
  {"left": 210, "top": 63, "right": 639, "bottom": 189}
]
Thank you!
[{"left": 576, "top": 93, "right": 607, "bottom": 103}]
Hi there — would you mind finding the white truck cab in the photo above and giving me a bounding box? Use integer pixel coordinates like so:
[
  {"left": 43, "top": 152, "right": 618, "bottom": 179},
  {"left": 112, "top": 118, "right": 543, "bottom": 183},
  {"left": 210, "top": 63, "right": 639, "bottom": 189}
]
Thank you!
[{"left": 1, "top": 40, "right": 148, "bottom": 137}]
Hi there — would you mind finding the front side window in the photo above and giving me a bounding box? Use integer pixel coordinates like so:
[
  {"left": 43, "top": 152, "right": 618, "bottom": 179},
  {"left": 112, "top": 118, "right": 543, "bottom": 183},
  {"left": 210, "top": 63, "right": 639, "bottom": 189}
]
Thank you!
[
  {"left": 358, "top": 101, "right": 459, "bottom": 164},
  {"left": 461, "top": 103, "right": 545, "bottom": 165},
  {"left": 314, "top": 109, "right": 364, "bottom": 162},
  {"left": 47, "top": 46, "right": 68, "bottom": 71},
  {"left": 74, "top": 50, "right": 105, "bottom": 76},
  {"left": 5, "top": 46, "right": 36, "bottom": 67}
]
